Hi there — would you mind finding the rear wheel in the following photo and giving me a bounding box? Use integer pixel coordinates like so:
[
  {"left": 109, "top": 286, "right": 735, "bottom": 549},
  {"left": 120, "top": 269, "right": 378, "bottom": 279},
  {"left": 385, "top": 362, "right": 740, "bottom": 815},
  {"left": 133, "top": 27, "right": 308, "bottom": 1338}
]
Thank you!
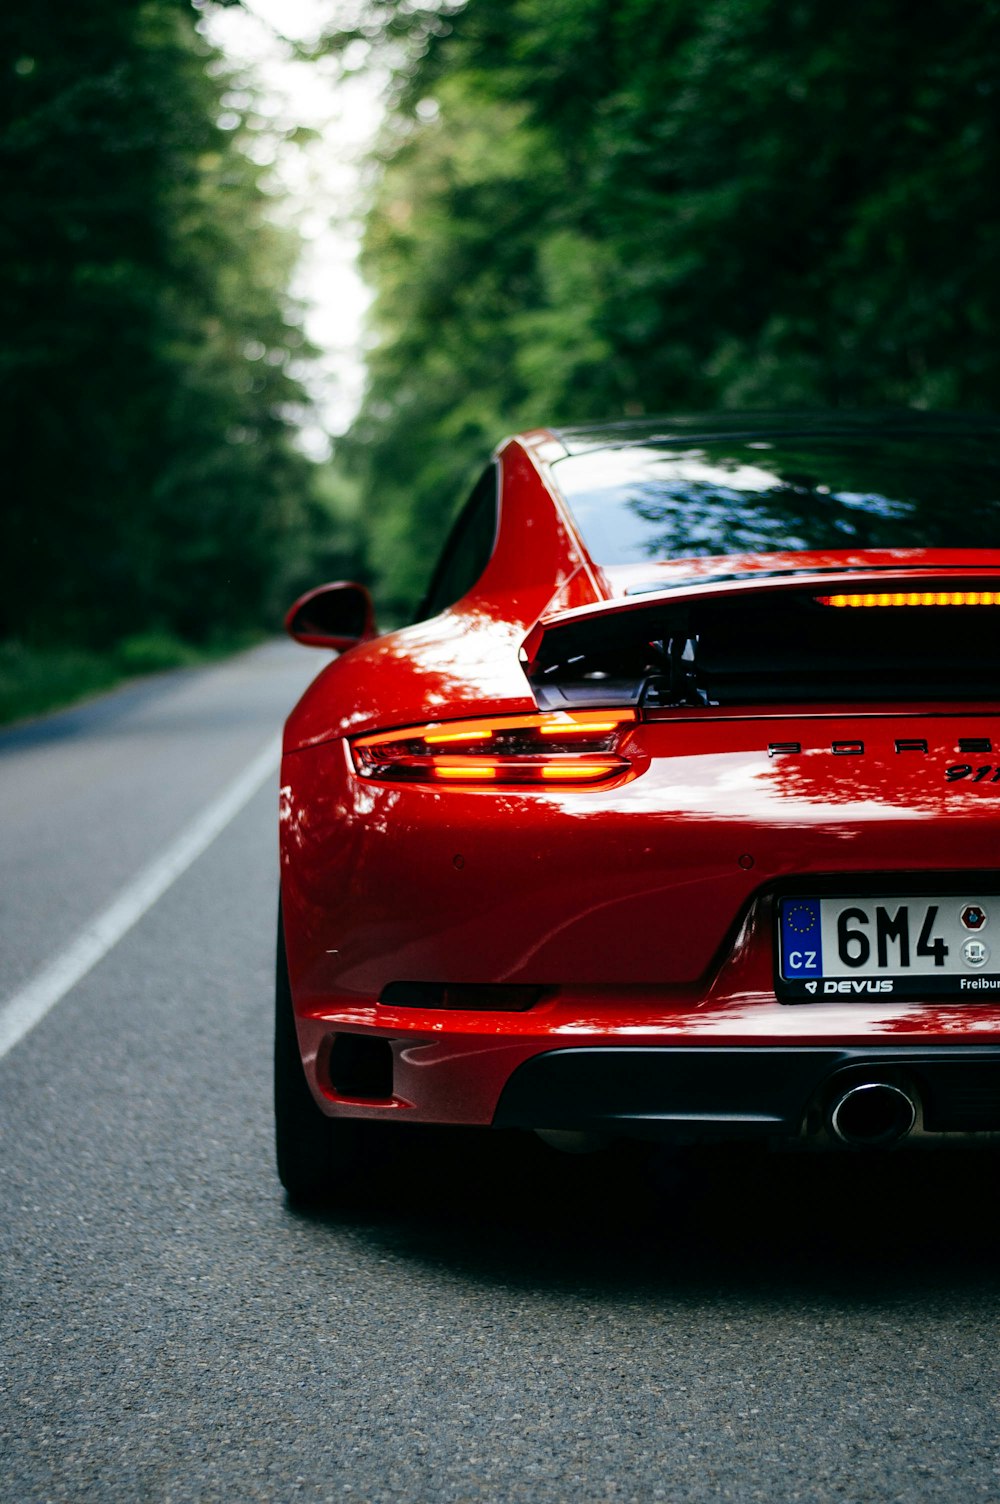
[{"left": 274, "top": 904, "right": 372, "bottom": 1204}]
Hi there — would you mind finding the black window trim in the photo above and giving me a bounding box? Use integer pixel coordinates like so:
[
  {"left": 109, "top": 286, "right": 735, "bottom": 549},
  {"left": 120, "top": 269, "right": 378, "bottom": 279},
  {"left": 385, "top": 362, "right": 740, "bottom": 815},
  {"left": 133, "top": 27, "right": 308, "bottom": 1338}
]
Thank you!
[{"left": 414, "top": 459, "right": 501, "bottom": 622}]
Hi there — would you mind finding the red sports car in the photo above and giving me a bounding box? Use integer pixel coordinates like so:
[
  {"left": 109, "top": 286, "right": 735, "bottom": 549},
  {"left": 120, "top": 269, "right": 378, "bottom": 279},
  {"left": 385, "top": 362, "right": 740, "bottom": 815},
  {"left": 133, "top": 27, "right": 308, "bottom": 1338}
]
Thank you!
[{"left": 276, "top": 412, "right": 1000, "bottom": 1202}]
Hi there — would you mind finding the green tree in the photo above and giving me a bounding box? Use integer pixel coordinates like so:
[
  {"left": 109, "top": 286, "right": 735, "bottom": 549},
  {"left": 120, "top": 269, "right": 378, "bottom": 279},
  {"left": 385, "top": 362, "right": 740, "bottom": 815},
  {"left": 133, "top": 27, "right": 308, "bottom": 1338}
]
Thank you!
[
  {"left": 0, "top": 0, "right": 354, "bottom": 651},
  {"left": 334, "top": 0, "right": 1000, "bottom": 615}
]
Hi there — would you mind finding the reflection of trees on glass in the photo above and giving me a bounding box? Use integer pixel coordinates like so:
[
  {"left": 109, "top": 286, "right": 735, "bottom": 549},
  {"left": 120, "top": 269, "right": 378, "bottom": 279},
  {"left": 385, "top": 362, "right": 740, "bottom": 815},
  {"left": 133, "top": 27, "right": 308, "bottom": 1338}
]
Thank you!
[
  {"left": 560, "top": 437, "right": 1000, "bottom": 565},
  {"left": 623, "top": 477, "right": 916, "bottom": 560},
  {"left": 623, "top": 481, "right": 811, "bottom": 559}
]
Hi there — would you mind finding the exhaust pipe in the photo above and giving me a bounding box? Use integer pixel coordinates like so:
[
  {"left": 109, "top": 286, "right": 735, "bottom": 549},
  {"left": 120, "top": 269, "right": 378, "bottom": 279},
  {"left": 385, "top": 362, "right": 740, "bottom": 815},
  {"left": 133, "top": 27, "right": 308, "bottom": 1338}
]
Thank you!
[{"left": 828, "top": 1081, "right": 917, "bottom": 1148}]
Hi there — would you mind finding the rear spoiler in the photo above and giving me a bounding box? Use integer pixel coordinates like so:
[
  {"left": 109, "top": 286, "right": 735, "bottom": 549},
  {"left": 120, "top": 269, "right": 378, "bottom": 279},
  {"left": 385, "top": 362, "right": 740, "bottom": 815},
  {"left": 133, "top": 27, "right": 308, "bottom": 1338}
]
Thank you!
[{"left": 522, "top": 568, "right": 1000, "bottom": 712}]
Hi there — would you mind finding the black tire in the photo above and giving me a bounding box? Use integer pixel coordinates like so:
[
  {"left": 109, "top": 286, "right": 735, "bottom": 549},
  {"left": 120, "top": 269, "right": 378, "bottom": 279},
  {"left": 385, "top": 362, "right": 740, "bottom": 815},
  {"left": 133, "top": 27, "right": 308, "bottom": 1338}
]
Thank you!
[{"left": 274, "top": 903, "right": 370, "bottom": 1205}]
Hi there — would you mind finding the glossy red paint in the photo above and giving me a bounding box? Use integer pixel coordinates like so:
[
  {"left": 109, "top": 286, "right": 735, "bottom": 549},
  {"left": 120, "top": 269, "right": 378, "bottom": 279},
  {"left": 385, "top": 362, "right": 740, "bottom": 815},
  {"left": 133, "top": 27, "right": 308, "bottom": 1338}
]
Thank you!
[
  {"left": 601, "top": 547, "right": 1000, "bottom": 600},
  {"left": 279, "top": 423, "right": 1000, "bottom": 1144},
  {"left": 284, "top": 444, "right": 599, "bottom": 753}
]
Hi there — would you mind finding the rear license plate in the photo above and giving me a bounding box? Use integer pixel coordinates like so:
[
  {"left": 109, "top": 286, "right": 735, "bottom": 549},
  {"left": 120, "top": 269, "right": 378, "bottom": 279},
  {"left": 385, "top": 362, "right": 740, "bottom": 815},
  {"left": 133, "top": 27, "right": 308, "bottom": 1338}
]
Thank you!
[{"left": 776, "top": 895, "right": 1000, "bottom": 1001}]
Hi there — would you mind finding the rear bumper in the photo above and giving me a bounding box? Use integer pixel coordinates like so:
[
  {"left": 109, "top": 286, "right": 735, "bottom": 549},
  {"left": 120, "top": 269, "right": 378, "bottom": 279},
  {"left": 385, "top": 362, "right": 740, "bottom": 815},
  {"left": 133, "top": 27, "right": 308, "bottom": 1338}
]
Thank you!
[
  {"left": 296, "top": 983, "right": 1000, "bottom": 1141},
  {"left": 492, "top": 1045, "right": 1000, "bottom": 1142}
]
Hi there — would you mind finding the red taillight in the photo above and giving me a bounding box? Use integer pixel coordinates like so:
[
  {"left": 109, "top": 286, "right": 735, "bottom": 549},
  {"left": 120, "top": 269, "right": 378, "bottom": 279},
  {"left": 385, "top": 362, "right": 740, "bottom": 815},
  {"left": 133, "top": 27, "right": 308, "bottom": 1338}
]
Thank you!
[{"left": 351, "top": 710, "right": 637, "bottom": 786}]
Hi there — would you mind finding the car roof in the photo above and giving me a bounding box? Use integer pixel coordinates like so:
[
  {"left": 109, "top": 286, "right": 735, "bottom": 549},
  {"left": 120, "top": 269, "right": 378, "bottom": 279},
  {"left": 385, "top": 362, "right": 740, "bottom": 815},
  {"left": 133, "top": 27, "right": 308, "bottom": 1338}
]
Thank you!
[{"left": 547, "top": 410, "right": 1000, "bottom": 455}]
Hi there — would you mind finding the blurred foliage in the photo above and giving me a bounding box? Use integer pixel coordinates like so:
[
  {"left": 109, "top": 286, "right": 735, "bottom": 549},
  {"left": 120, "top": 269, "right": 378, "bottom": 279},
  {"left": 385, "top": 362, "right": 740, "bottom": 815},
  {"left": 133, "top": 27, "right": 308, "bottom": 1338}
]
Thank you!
[
  {"left": 0, "top": 642, "right": 134, "bottom": 726},
  {"left": 334, "top": 0, "right": 1000, "bottom": 615},
  {"left": 0, "top": 0, "right": 362, "bottom": 661},
  {"left": 0, "top": 630, "right": 263, "bottom": 726}
]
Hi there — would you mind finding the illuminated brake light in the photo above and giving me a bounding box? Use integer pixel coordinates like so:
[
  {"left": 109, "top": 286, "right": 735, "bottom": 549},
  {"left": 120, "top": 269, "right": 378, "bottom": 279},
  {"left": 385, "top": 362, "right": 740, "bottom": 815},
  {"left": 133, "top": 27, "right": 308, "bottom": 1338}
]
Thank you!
[
  {"left": 424, "top": 727, "right": 494, "bottom": 745},
  {"left": 434, "top": 764, "right": 497, "bottom": 781},
  {"left": 539, "top": 763, "right": 618, "bottom": 781},
  {"left": 432, "top": 760, "right": 620, "bottom": 785},
  {"left": 351, "top": 710, "right": 636, "bottom": 787},
  {"left": 818, "top": 591, "right": 1000, "bottom": 608},
  {"left": 538, "top": 718, "right": 621, "bottom": 735}
]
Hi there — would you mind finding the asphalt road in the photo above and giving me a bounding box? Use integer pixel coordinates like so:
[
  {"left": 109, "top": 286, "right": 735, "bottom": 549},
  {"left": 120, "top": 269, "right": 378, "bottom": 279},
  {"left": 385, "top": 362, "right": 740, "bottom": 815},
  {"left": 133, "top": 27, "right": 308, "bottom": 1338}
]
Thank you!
[{"left": 2, "top": 641, "right": 1000, "bottom": 1503}]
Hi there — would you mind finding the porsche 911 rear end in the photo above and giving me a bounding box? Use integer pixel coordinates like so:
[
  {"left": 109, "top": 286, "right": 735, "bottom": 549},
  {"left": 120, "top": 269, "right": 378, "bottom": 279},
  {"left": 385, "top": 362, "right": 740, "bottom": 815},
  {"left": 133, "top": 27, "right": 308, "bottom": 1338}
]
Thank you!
[{"left": 276, "top": 416, "right": 1000, "bottom": 1200}]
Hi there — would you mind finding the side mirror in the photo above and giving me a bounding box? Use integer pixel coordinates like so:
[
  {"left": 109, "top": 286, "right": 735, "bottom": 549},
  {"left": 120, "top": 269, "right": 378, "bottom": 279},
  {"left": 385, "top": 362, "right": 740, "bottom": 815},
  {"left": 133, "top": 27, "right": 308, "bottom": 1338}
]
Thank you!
[{"left": 284, "top": 581, "right": 377, "bottom": 651}]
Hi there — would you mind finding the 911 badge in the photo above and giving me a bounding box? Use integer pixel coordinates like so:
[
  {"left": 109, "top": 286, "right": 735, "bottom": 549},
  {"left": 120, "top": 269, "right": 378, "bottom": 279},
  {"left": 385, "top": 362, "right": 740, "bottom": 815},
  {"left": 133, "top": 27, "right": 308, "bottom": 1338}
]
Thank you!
[{"left": 946, "top": 764, "right": 1000, "bottom": 783}]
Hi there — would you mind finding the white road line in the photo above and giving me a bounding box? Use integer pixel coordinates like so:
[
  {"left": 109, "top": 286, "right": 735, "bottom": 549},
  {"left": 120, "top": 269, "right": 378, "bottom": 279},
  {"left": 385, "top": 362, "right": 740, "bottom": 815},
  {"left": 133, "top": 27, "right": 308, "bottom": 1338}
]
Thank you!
[{"left": 0, "top": 734, "right": 281, "bottom": 1062}]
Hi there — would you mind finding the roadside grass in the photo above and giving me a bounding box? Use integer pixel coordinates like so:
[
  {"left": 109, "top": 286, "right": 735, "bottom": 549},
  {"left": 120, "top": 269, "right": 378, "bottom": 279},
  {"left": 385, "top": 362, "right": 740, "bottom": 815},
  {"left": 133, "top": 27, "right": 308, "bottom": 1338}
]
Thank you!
[{"left": 0, "top": 631, "right": 265, "bottom": 728}]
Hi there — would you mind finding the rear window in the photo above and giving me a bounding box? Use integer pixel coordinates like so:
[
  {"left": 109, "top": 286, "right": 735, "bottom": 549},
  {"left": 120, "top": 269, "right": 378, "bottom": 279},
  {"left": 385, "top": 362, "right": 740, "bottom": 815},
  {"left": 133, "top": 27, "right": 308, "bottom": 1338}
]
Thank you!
[{"left": 552, "top": 434, "right": 1000, "bottom": 566}]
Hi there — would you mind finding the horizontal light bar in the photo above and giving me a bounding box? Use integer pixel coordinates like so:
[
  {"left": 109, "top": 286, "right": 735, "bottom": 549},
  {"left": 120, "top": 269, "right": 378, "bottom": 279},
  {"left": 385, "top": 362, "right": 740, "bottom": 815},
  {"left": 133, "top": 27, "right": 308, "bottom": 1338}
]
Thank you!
[
  {"left": 432, "top": 759, "right": 621, "bottom": 785},
  {"left": 354, "top": 709, "right": 636, "bottom": 758},
  {"left": 540, "top": 763, "right": 617, "bottom": 780},
  {"left": 416, "top": 709, "right": 636, "bottom": 745},
  {"left": 351, "top": 709, "right": 637, "bottom": 788},
  {"left": 434, "top": 764, "right": 497, "bottom": 781},
  {"left": 818, "top": 591, "right": 1000, "bottom": 608}
]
